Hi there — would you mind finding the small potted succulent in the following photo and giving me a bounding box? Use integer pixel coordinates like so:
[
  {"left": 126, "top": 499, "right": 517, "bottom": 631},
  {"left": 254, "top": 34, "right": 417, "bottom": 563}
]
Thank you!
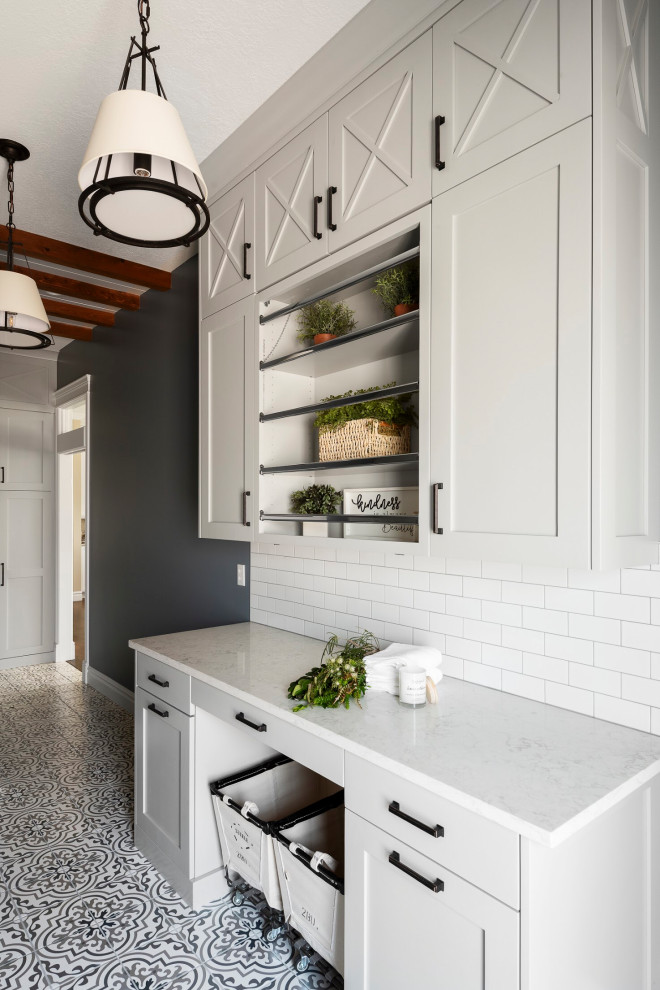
[
  {"left": 290, "top": 483, "right": 343, "bottom": 537},
  {"left": 372, "top": 259, "right": 419, "bottom": 317},
  {"left": 296, "top": 299, "right": 357, "bottom": 346}
]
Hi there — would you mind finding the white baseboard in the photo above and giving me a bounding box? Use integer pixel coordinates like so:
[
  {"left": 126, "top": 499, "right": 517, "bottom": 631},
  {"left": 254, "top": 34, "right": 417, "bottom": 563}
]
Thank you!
[
  {"left": 56, "top": 641, "right": 76, "bottom": 662},
  {"left": 86, "top": 666, "right": 134, "bottom": 712},
  {"left": 0, "top": 652, "right": 55, "bottom": 671},
  {"left": 72, "top": 591, "right": 85, "bottom": 602}
]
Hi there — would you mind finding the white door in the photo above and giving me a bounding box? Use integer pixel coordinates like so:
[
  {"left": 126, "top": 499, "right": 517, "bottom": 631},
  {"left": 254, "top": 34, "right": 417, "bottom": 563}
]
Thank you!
[
  {"left": 429, "top": 120, "right": 592, "bottom": 566},
  {"left": 199, "top": 298, "right": 256, "bottom": 540},
  {"left": 344, "top": 811, "right": 519, "bottom": 990},
  {"left": 135, "top": 686, "right": 192, "bottom": 877},
  {"left": 200, "top": 174, "right": 255, "bottom": 319},
  {"left": 255, "top": 116, "right": 329, "bottom": 290},
  {"left": 432, "top": 0, "right": 591, "bottom": 195},
  {"left": 0, "top": 408, "right": 54, "bottom": 490},
  {"left": 0, "top": 491, "right": 54, "bottom": 660},
  {"left": 328, "top": 31, "right": 432, "bottom": 252}
]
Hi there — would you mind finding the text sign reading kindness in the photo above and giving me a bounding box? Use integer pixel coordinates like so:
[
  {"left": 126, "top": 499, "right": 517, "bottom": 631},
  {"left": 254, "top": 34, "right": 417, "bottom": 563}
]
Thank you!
[{"left": 343, "top": 486, "right": 418, "bottom": 542}]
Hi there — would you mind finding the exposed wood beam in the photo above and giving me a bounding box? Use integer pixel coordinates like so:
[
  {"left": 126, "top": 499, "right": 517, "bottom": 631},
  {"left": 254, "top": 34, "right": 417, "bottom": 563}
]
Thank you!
[
  {"left": 43, "top": 298, "right": 115, "bottom": 327},
  {"left": 7, "top": 229, "right": 172, "bottom": 292},
  {"left": 48, "top": 320, "right": 94, "bottom": 342},
  {"left": 0, "top": 262, "right": 140, "bottom": 310}
]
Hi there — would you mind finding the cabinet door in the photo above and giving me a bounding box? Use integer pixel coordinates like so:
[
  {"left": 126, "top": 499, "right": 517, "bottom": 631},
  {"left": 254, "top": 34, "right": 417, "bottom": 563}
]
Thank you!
[
  {"left": 255, "top": 116, "right": 329, "bottom": 290},
  {"left": 433, "top": 0, "right": 591, "bottom": 196},
  {"left": 344, "top": 811, "right": 519, "bottom": 990},
  {"left": 429, "top": 121, "right": 592, "bottom": 566},
  {"left": 199, "top": 298, "right": 255, "bottom": 540},
  {"left": 0, "top": 409, "right": 54, "bottom": 490},
  {"left": 0, "top": 491, "right": 54, "bottom": 660},
  {"left": 199, "top": 174, "right": 255, "bottom": 319},
  {"left": 135, "top": 686, "right": 192, "bottom": 877},
  {"left": 328, "top": 31, "right": 432, "bottom": 252}
]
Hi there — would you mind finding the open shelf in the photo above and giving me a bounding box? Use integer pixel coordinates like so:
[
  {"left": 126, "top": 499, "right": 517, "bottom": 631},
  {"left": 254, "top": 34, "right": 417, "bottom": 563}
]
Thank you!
[
  {"left": 260, "top": 452, "right": 419, "bottom": 475},
  {"left": 259, "top": 246, "right": 420, "bottom": 325},
  {"left": 260, "top": 381, "right": 419, "bottom": 423},
  {"left": 260, "top": 512, "right": 419, "bottom": 524},
  {"left": 260, "top": 311, "right": 419, "bottom": 375}
]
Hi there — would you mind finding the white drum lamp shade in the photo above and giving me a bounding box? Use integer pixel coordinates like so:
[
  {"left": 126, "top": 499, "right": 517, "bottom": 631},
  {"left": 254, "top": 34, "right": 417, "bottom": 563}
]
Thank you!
[
  {"left": 78, "top": 89, "right": 209, "bottom": 247},
  {"left": 0, "top": 270, "right": 51, "bottom": 349}
]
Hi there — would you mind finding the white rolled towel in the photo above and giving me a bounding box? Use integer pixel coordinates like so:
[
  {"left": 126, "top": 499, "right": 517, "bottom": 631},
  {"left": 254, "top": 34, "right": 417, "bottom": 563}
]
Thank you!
[{"left": 366, "top": 642, "right": 443, "bottom": 695}]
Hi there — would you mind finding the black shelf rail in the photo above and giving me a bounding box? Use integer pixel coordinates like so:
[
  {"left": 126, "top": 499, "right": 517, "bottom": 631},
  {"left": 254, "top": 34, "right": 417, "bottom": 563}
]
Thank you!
[
  {"left": 260, "top": 511, "right": 419, "bottom": 524},
  {"left": 260, "top": 381, "right": 419, "bottom": 424},
  {"left": 260, "top": 452, "right": 419, "bottom": 475},
  {"left": 259, "top": 246, "right": 420, "bottom": 325},
  {"left": 259, "top": 310, "right": 419, "bottom": 372}
]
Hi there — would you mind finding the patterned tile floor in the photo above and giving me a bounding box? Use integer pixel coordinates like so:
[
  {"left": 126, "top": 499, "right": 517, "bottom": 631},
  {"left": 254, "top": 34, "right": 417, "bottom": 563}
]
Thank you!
[{"left": 0, "top": 663, "right": 342, "bottom": 990}]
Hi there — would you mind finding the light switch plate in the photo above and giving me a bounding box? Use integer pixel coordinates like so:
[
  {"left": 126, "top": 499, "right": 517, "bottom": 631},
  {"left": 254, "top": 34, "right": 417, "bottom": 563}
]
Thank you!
[{"left": 237, "top": 564, "right": 246, "bottom": 587}]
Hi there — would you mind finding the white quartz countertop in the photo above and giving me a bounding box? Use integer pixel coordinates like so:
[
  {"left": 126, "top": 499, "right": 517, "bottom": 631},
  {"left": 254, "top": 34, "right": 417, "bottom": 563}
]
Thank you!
[{"left": 130, "top": 622, "right": 660, "bottom": 847}]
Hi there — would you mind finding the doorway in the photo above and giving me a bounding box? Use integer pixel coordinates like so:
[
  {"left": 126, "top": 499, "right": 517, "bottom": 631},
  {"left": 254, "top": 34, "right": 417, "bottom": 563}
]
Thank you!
[{"left": 54, "top": 376, "right": 90, "bottom": 681}]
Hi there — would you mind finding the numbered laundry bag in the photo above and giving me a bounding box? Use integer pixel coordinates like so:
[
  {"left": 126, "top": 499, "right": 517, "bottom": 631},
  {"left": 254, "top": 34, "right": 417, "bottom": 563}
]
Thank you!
[
  {"left": 210, "top": 753, "right": 341, "bottom": 911},
  {"left": 273, "top": 792, "right": 345, "bottom": 974}
]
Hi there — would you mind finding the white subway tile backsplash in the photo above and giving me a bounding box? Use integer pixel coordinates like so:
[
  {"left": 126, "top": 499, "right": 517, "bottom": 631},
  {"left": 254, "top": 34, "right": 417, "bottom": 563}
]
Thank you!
[
  {"left": 595, "top": 592, "right": 650, "bottom": 623},
  {"left": 502, "top": 670, "right": 545, "bottom": 702},
  {"left": 252, "top": 548, "right": 660, "bottom": 736},
  {"left": 523, "top": 606, "right": 568, "bottom": 635},
  {"left": 569, "top": 662, "right": 620, "bottom": 697},
  {"left": 544, "top": 587, "right": 594, "bottom": 615}
]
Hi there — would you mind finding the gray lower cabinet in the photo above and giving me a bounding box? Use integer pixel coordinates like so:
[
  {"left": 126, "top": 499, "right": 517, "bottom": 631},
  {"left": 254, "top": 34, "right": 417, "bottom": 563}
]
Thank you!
[{"left": 135, "top": 685, "right": 193, "bottom": 878}]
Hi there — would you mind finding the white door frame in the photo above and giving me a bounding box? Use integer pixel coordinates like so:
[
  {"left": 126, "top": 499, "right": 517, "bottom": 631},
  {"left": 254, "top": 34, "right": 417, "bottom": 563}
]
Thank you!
[{"left": 54, "top": 375, "right": 91, "bottom": 682}]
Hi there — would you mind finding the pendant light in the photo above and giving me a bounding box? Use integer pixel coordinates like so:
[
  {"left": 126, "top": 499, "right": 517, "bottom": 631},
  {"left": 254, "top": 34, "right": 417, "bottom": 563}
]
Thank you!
[
  {"left": 0, "top": 141, "right": 52, "bottom": 351},
  {"left": 78, "top": 0, "right": 209, "bottom": 249}
]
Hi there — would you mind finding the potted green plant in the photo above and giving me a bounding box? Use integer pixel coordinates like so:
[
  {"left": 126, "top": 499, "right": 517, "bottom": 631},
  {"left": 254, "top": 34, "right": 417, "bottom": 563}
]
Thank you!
[
  {"left": 314, "top": 383, "right": 417, "bottom": 462},
  {"left": 372, "top": 259, "right": 419, "bottom": 317},
  {"left": 290, "top": 484, "right": 343, "bottom": 536},
  {"left": 296, "top": 299, "right": 357, "bottom": 346}
]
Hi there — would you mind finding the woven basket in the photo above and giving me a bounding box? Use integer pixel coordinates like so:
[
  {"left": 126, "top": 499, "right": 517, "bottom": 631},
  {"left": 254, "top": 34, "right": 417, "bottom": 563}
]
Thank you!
[{"left": 318, "top": 418, "right": 411, "bottom": 462}]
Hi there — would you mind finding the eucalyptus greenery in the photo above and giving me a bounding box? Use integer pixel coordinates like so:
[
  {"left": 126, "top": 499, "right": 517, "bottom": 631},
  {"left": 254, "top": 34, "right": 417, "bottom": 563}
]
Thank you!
[
  {"left": 372, "top": 260, "right": 419, "bottom": 315},
  {"left": 314, "top": 382, "right": 418, "bottom": 431},
  {"left": 288, "top": 631, "right": 380, "bottom": 712},
  {"left": 290, "top": 484, "right": 343, "bottom": 515},
  {"left": 296, "top": 299, "right": 358, "bottom": 344}
]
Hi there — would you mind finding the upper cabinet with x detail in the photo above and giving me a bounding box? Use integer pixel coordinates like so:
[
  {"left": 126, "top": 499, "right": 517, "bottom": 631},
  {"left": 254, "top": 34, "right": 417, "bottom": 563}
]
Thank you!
[
  {"left": 199, "top": 173, "right": 255, "bottom": 319},
  {"left": 432, "top": 0, "right": 591, "bottom": 195}
]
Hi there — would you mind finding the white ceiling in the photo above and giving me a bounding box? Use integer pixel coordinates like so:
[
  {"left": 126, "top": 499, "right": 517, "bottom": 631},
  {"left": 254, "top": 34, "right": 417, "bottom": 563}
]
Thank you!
[{"left": 2, "top": 0, "right": 371, "bottom": 273}]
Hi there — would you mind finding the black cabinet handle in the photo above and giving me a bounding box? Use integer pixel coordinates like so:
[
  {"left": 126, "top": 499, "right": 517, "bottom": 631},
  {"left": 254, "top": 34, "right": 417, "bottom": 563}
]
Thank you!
[
  {"left": 389, "top": 801, "right": 444, "bottom": 838},
  {"left": 148, "top": 673, "right": 169, "bottom": 689},
  {"left": 243, "top": 242, "right": 252, "bottom": 280},
  {"left": 236, "top": 712, "right": 267, "bottom": 732},
  {"left": 148, "top": 702, "right": 169, "bottom": 719},
  {"left": 328, "top": 186, "right": 337, "bottom": 231},
  {"left": 434, "top": 115, "right": 446, "bottom": 171},
  {"left": 242, "top": 490, "right": 251, "bottom": 527},
  {"left": 0, "top": 562, "right": 4, "bottom": 587},
  {"left": 432, "top": 483, "right": 443, "bottom": 535},
  {"left": 0, "top": 466, "right": 4, "bottom": 483},
  {"left": 389, "top": 851, "right": 443, "bottom": 892},
  {"left": 313, "top": 195, "right": 323, "bottom": 239}
]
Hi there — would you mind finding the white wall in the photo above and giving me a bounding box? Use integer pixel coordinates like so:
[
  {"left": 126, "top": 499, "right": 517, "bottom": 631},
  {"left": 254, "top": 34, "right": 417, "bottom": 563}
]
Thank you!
[{"left": 251, "top": 544, "right": 660, "bottom": 735}]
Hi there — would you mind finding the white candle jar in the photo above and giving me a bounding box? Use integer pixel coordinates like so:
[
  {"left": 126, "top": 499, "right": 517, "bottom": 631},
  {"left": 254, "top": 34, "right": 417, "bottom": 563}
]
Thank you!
[{"left": 398, "top": 665, "right": 427, "bottom": 708}]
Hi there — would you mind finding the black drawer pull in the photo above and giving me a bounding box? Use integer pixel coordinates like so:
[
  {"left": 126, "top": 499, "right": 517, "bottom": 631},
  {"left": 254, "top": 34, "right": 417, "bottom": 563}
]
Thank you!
[
  {"left": 313, "top": 195, "right": 323, "bottom": 239},
  {"left": 389, "top": 800, "right": 444, "bottom": 838},
  {"left": 243, "top": 241, "right": 252, "bottom": 280},
  {"left": 148, "top": 673, "right": 170, "bottom": 689},
  {"left": 236, "top": 712, "right": 267, "bottom": 732},
  {"left": 389, "top": 851, "right": 443, "bottom": 892},
  {"left": 434, "top": 115, "right": 446, "bottom": 171},
  {"left": 148, "top": 702, "right": 169, "bottom": 719}
]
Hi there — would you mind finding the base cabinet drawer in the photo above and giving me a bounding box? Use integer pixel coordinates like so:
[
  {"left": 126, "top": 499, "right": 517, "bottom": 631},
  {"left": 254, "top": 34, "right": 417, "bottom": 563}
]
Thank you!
[
  {"left": 191, "top": 679, "right": 344, "bottom": 785},
  {"left": 135, "top": 686, "right": 193, "bottom": 877},
  {"left": 136, "top": 651, "right": 192, "bottom": 715},
  {"left": 345, "top": 753, "right": 519, "bottom": 908},
  {"left": 344, "top": 811, "right": 519, "bottom": 990}
]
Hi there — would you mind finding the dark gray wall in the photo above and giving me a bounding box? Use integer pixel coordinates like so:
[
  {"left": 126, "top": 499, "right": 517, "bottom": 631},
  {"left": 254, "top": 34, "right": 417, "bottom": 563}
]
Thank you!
[{"left": 58, "top": 256, "right": 250, "bottom": 692}]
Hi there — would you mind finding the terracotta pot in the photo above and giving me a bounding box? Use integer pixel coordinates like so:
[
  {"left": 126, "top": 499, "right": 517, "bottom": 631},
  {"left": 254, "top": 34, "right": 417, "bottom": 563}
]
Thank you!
[
  {"left": 394, "top": 303, "right": 419, "bottom": 317},
  {"left": 313, "top": 333, "right": 337, "bottom": 345}
]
